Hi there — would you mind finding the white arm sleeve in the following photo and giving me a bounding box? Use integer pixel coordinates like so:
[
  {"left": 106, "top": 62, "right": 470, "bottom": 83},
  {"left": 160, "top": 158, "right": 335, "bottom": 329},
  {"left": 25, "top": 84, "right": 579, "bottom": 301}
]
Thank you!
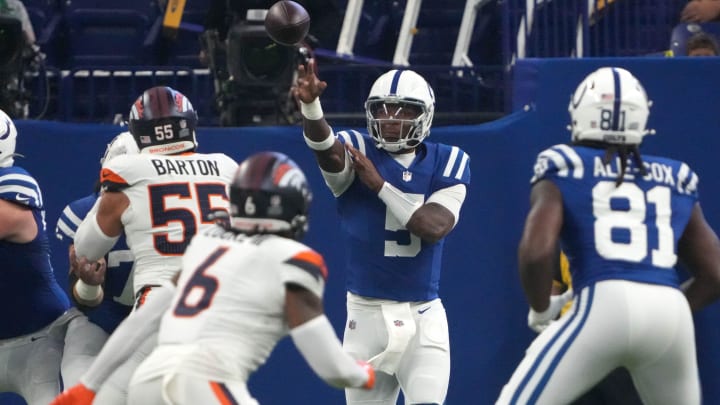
[
  {"left": 74, "top": 212, "right": 120, "bottom": 261},
  {"left": 290, "top": 315, "right": 369, "bottom": 389},
  {"left": 79, "top": 282, "right": 176, "bottom": 391},
  {"left": 377, "top": 182, "right": 423, "bottom": 226},
  {"left": 320, "top": 151, "right": 355, "bottom": 197},
  {"left": 426, "top": 184, "right": 467, "bottom": 226}
]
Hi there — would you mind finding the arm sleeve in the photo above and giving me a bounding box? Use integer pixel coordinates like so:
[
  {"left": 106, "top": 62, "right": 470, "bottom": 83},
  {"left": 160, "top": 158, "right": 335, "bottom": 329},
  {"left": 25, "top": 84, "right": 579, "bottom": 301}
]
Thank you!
[
  {"left": 79, "top": 282, "right": 176, "bottom": 391},
  {"left": 426, "top": 183, "right": 467, "bottom": 226},
  {"left": 290, "top": 315, "right": 369, "bottom": 389},
  {"left": 74, "top": 212, "right": 119, "bottom": 261}
]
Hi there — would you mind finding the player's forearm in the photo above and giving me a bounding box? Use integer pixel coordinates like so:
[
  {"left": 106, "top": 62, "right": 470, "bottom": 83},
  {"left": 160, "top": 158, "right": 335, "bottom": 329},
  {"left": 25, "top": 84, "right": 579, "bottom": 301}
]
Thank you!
[
  {"left": 291, "top": 315, "right": 374, "bottom": 389},
  {"left": 405, "top": 203, "right": 456, "bottom": 244},
  {"left": 74, "top": 213, "right": 119, "bottom": 261},
  {"left": 301, "top": 99, "right": 346, "bottom": 173},
  {"left": 518, "top": 249, "right": 555, "bottom": 311}
]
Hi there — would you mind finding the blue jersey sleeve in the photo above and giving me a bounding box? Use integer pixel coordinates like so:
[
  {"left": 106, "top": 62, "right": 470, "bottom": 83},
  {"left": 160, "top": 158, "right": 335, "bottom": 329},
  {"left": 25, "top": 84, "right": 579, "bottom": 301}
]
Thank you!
[
  {"left": 0, "top": 166, "right": 43, "bottom": 209},
  {"left": 434, "top": 143, "right": 471, "bottom": 188},
  {"left": 55, "top": 193, "right": 98, "bottom": 244},
  {"left": 530, "top": 144, "right": 586, "bottom": 185}
]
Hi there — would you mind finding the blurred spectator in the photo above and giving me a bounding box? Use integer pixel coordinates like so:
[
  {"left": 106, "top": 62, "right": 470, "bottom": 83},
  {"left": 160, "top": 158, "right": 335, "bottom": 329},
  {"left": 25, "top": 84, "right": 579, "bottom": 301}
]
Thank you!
[
  {"left": 686, "top": 31, "right": 720, "bottom": 55},
  {"left": 681, "top": 0, "right": 720, "bottom": 23}
]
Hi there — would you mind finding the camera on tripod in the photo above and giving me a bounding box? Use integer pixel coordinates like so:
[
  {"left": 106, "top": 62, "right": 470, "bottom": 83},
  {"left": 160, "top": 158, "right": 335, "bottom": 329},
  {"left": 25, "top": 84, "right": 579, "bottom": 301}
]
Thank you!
[{"left": 201, "top": 10, "right": 310, "bottom": 127}]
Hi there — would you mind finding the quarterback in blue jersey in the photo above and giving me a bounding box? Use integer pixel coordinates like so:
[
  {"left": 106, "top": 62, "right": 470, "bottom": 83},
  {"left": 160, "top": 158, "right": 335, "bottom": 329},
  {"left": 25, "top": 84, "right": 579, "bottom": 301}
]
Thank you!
[
  {"left": 295, "top": 61, "right": 470, "bottom": 405},
  {"left": 0, "top": 109, "right": 78, "bottom": 405},
  {"left": 497, "top": 67, "right": 720, "bottom": 405}
]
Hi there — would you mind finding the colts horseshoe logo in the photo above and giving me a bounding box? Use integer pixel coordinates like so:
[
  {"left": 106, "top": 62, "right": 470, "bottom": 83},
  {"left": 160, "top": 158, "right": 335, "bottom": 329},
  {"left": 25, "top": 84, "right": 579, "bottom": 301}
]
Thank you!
[{"left": 0, "top": 119, "right": 12, "bottom": 140}]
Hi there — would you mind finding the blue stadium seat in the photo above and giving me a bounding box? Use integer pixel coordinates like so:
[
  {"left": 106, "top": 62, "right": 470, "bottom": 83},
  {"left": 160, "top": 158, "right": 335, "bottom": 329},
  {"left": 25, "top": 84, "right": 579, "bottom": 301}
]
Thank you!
[
  {"left": 65, "top": 9, "right": 152, "bottom": 67},
  {"left": 670, "top": 22, "right": 720, "bottom": 56},
  {"left": 59, "top": 67, "right": 200, "bottom": 122}
]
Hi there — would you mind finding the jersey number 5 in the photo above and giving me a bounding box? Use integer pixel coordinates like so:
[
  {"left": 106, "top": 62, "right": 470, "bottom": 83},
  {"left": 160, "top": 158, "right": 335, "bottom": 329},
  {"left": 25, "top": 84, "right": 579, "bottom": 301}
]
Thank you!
[
  {"left": 593, "top": 181, "right": 676, "bottom": 267},
  {"left": 384, "top": 193, "right": 423, "bottom": 257},
  {"left": 149, "top": 183, "right": 228, "bottom": 255}
]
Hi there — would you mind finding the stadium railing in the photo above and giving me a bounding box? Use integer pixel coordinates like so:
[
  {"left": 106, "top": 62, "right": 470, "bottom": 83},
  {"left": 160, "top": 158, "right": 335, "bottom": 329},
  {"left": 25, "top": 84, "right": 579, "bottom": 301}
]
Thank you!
[{"left": 502, "top": 0, "right": 687, "bottom": 62}]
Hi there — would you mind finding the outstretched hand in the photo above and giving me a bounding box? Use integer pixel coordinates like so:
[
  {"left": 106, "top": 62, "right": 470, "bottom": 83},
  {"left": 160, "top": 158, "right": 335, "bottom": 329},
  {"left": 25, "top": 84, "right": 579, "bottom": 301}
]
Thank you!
[
  {"left": 346, "top": 144, "right": 385, "bottom": 193},
  {"left": 292, "top": 58, "right": 327, "bottom": 104}
]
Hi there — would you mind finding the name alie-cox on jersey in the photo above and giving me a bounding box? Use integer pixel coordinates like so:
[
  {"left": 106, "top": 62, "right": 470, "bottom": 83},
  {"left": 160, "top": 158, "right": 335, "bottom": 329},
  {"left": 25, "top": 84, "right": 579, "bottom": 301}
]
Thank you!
[{"left": 592, "top": 156, "right": 678, "bottom": 186}]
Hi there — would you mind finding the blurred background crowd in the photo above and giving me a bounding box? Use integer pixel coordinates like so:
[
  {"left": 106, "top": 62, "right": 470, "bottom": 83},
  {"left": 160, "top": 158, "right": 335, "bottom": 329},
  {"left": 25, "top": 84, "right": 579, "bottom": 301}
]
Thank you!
[{"left": 0, "top": 0, "right": 716, "bottom": 128}]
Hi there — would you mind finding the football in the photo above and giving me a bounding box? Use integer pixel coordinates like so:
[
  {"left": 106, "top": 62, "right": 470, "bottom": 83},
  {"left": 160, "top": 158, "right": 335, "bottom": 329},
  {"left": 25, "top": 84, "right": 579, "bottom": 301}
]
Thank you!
[{"left": 264, "top": 1, "right": 311, "bottom": 46}]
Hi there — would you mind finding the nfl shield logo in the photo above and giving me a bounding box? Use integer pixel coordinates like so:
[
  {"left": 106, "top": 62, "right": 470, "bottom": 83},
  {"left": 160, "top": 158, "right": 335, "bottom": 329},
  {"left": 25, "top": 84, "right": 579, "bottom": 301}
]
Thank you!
[
  {"left": 394, "top": 320, "right": 404, "bottom": 327},
  {"left": 402, "top": 171, "right": 412, "bottom": 182},
  {"left": 348, "top": 320, "right": 356, "bottom": 330}
]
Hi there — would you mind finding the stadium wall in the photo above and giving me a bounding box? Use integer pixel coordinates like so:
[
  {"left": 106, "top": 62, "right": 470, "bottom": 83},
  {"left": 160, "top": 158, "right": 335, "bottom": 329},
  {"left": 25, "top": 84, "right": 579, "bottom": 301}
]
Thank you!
[{"left": 4, "top": 56, "right": 720, "bottom": 404}]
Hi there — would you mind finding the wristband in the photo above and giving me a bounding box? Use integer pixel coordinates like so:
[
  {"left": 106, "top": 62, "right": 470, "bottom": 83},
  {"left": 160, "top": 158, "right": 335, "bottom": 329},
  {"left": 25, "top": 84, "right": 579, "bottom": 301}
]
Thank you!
[
  {"left": 301, "top": 98, "right": 324, "bottom": 120},
  {"left": 303, "top": 130, "right": 336, "bottom": 151},
  {"left": 75, "top": 280, "right": 103, "bottom": 301}
]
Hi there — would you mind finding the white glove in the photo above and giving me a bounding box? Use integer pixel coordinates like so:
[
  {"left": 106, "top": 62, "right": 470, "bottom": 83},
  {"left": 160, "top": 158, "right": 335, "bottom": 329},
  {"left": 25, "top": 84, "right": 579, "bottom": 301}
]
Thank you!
[{"left": 527, "top": 289, "right": 574, "bottom": 333}]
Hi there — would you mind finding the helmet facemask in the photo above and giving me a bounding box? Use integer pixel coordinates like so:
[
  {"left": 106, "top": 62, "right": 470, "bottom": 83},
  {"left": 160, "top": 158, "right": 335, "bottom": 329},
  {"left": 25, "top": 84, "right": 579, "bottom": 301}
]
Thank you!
[{"left": 366, "top": 97, "right": 429, "bottom": 153}]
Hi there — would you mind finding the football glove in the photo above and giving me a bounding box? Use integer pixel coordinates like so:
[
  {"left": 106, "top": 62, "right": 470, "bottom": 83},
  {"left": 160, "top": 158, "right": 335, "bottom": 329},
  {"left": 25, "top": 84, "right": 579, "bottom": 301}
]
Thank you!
[
  {"left": 49, "top": 383, "right": 95, "bottom": 405},
  {"left": 358, "top": 360, "right": 376, "bottom": 389},
  {"left": 527, "top": 289, "right": 574, "bottom": 333}
]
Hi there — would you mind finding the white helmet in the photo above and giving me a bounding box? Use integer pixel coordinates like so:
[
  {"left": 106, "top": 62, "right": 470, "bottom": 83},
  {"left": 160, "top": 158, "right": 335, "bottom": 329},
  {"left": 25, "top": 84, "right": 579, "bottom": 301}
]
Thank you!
[
  {"left": 0, "top": 109, "right": 19, "bottom": 168},
  {"left": 100, "top": 131, "right": 140, "bottom": 167},
  {"left": 568, "top": 67, "right": 652, "bottom": 145},
  {"left": 365, "top": 69, "right": 435, "bottom": 152}
]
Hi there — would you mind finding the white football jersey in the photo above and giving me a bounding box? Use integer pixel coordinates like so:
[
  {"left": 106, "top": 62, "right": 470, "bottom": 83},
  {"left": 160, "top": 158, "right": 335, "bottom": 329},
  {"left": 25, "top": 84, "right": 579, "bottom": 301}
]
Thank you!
[
  {"left": 134, "top": 225, "right": 327, "bottom": 383},
  {"left": 100, "top": 153, "right": 238, "bottom": 294}
]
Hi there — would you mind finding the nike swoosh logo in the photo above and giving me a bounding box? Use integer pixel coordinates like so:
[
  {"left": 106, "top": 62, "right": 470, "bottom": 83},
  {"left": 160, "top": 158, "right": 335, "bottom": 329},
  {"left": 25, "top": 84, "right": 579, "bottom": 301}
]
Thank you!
[
  {"left": 418, "top": 306, "right": 431, "bottom": 314},
  {"left": 30, "top": 336, "right": 45, "bottom": 342},
  {"left": 15, "top": 193, "right": 31, "bottom": 204}
]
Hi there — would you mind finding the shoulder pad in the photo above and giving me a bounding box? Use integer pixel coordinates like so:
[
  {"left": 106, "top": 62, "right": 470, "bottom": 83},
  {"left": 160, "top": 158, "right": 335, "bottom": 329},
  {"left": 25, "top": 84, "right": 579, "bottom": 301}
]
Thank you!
[
  {"left": 55, "top": 193, "right": 97, "bottom": 242},
  {"left": 337, "top": 129, "right": 370, "bottom": 155},
  {"left": 0, "top": 166, "right": 43, "bottom": 209},
  {"left": 100, "top": 154, "right": 138, "bottom": 191},
  {"left": 677, "top": 162, "right": 699, "bottom": 197},
  {"left": 530, "top": 144, "right": 585, "bottom": 184},
  {"left": 436, "top": 144, "right": 471, "bottom": 185},
  {"left": 266, "top": 238, "right": 327, "bottom": 299}
]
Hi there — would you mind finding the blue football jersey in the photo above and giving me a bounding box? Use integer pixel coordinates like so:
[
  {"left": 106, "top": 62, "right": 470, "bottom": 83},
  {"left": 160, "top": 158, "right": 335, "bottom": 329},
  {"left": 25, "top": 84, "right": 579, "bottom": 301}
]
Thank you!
[
  {"left": 336, "top": 130, "right": 471, "bottom": 301},
  {"left": 56, "top": 193, "right": 133, "bottom": 334},
  {"left": 0, "top": 166, "right": 70, "bottom": 338},
  {"left": 532, "top": 144, "right": 698, "bottom": 290}
]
